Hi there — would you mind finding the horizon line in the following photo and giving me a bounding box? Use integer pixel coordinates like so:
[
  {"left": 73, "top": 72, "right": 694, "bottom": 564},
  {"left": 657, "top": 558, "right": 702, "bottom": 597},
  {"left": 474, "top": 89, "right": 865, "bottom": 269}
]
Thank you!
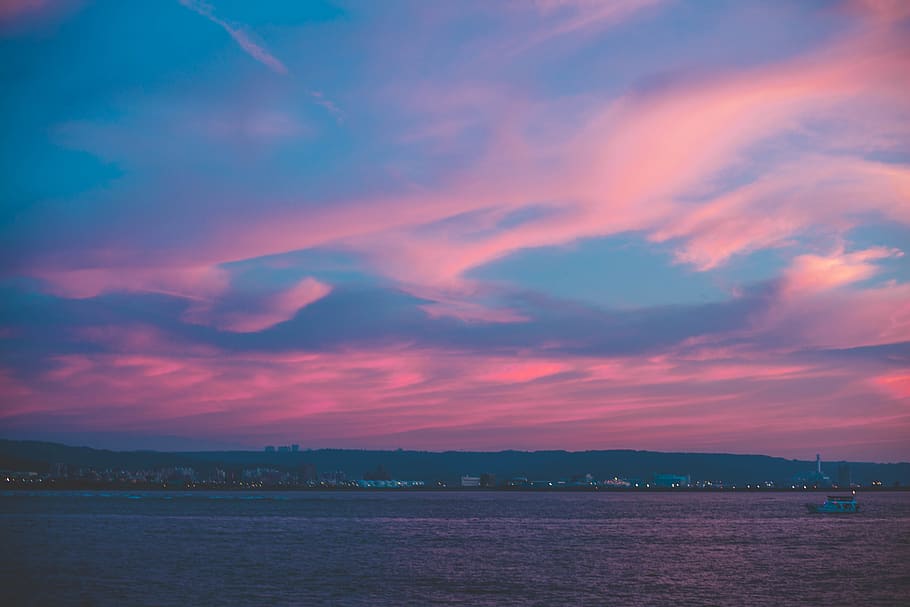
[{"left": 3, "top": 438, "right": 908, "bottom": 466}]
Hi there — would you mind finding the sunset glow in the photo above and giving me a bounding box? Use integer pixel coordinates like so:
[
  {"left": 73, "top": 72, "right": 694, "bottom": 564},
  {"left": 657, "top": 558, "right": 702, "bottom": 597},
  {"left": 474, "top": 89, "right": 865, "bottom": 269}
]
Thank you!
[{"left": 1, "top": 0, "right": 908, "bottom": 459}]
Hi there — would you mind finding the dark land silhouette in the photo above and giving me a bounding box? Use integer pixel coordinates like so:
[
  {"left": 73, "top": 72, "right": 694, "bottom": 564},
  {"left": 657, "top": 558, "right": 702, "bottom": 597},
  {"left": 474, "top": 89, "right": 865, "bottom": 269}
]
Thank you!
[{"left": 2, "top": 439, "right": 908, "bottom": 488}]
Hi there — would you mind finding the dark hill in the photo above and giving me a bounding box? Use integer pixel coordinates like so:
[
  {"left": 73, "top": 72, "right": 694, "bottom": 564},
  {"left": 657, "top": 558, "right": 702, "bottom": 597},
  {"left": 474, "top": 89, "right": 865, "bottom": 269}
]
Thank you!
[{"left": 1, "top": 439, "right": 907, "bottom": 485}]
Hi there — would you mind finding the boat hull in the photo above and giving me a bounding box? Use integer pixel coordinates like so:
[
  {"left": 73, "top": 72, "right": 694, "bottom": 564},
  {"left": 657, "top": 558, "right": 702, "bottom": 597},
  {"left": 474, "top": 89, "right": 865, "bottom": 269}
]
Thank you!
[{"left": 805, "top": 503, "right": 859, "bottom": 514}]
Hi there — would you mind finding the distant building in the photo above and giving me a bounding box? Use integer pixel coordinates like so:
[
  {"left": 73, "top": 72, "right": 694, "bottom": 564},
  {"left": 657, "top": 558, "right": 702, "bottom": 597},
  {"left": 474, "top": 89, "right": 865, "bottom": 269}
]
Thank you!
[
  {"left": 357, "top": 479, "right": 425, "bottom": 488},
  {"left": 364, "top": 464, "right": 391, "bottom": 481},
  {"left": 264, "top": 446, "right": 276, "bottom": 453},
  {"left": 693, "top": 480, "right": 725, "bottom": 489},
  {"left": 603, "top": 476, "right": 631, "bottom": 488},
  {"left": 480, "top": 473, "right": 497, "bottom": 487},
  {"left": 653, "top": 474, "right": 690, "bottom": 488},
  {"left": 277, "top": 446, "right": 290, "bottom": 453},
  {"left": 291, "top": 444, "right": 299, "bottom": 452},
  {"left": 299, "top": 463, "right": 318, "bottom": 482},
  {"left": 838, "top": 464, "right": 851, "bottom": 488},
  {"left": 568, "top": 473, "right": 595, "bottom": 487},
  {"left": 321, "top": 470, "right": 347, "bottom": 486},
  {"left": 242, "top": 467, "right": 288, "bottom": 486},
  {"left": 794, "top": 453, "right": 832, "bottom": 488},
  {"left": 461, "top": 475, "right": 481, "bottom": 487},
  {"left": 508, "top": 476, "right": 529, "bottom": 487}
]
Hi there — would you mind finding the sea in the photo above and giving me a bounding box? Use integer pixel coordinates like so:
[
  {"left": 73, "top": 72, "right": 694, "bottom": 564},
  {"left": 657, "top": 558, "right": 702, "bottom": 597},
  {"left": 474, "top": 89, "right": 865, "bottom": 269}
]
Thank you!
[{"left": 1, "top": 490, "right": 908, "bottom": 606}]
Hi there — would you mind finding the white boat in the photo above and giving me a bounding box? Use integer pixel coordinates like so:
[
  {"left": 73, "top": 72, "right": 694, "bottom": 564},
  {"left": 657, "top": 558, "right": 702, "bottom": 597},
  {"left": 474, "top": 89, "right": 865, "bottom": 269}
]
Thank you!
[{"left": 806, "top": 493, "right": 858, "bottom": 514}]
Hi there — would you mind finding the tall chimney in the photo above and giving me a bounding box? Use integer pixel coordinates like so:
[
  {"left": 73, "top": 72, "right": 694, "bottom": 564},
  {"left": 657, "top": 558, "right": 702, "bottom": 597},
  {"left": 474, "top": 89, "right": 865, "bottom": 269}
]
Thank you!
[{"left": 816, "top": 453, "right": 821, "bottom": 474}]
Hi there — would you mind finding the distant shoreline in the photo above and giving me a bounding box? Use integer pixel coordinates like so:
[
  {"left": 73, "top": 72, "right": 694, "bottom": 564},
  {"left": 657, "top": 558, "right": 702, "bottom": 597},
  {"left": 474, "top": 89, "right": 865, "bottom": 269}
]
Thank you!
[
  {"left": 4, "top": 482, "right": 908, "bottom": 493},
  {"left": 5, "top": 439, "right": 908, "bottom": 489}
]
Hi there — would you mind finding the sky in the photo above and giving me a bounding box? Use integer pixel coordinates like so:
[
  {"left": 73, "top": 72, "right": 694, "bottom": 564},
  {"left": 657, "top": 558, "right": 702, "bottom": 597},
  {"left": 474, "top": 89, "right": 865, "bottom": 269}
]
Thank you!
[{"left": 0, "top": 0, "right": 908, "bottom": 461}]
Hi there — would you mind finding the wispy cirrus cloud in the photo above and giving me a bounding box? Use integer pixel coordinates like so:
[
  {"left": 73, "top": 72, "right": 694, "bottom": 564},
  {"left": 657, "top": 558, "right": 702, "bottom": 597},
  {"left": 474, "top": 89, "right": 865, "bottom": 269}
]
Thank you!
[
  {"left": 3, "top": 0, "right": 910, "bottom": 457},
  {"left": 532, "top": 0, "right": 666, "bottom": 40},
  {"left": 26, "top": 2, "right": 910, "bottom": 329},
  {"left": 188, "top": 276, "right": 333, "bottom": 333},
  {"left": 178, "top": 0, "right": 287, "bottom": 74},
  {"left": 310, "top": 91, "right": 344, "bottom": 124}
]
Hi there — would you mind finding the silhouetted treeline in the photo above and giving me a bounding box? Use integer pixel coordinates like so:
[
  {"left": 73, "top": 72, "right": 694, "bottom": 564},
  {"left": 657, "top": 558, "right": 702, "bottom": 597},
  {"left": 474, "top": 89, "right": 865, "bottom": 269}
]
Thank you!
[{"left": 1, "top": 439, "right": 908, "bottom": 485}]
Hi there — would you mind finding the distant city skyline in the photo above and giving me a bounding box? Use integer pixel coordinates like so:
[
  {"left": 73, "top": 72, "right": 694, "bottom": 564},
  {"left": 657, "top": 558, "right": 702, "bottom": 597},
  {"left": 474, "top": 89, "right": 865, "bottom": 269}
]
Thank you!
[
  {"left": 2, "top": 1, "right": 909, "bottom": 460},
  {"left": 4, "top": 438, "right": 908, "bottom": 488}
]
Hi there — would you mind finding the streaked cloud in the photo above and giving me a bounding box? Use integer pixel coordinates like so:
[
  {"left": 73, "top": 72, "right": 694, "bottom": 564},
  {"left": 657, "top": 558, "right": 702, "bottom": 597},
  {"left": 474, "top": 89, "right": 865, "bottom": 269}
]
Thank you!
[
  {"left": 1, "top": 0, "right": 908, "bottom": 458},
  {"left": 178, "top": 0, "right": 288, "bottom": 74},
  {"left": 193, "top": 276, "right": 333, "bottom": 333}
]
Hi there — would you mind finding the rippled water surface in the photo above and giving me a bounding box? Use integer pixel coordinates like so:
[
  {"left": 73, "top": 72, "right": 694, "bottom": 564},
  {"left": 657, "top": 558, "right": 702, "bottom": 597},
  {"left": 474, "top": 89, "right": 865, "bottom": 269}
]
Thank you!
[{"left": 2, "top": 491, "right": 909, "bottom": 606}]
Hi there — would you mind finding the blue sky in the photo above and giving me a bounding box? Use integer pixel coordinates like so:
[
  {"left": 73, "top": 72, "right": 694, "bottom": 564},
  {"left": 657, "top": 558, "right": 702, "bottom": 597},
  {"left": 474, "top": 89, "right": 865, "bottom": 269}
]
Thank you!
[{"left": 1, "top": 0, "right": 908, "bottom": 459}]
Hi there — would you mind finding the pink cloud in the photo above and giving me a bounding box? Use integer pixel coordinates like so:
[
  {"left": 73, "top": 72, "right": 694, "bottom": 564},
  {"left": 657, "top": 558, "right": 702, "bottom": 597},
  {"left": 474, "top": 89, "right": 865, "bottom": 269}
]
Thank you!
[
  {"left": 34, "top": 267, "right": 332, "bottom": 333},
  {"left": 652, "top": 157, "right": 910, "bottom": 270},
  {"left": 760, "top": 281, "right": 910, "bottom": 351},
  {"left": 209, "top": 12, "right": 908, "bottom": 296},
  {"left": 3, "top": 339, "right": 907, "bottom": 458},
  {"left": 700, "top": 244, "right": 910, "bottom": 352},
  {"left": 782, "top": 245, "right": 903, "bottom": 295},
  {"left": 31, "top": 2, "right": 910, "bottom": 326},
  {"left": 872, "top": 373, "right": 910, "bottom": 400},
  {"left": 478, "top": 360, "right": 568, "bottom": 384},
  {"left": 7, "top": 0, "right": 910, "bottom": 462},
  {"left": 512, "top": 0, "right": 666, "bottom": 51},
  {"left": 204, "top": 276, "right": 332, "bottom": 333}
]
